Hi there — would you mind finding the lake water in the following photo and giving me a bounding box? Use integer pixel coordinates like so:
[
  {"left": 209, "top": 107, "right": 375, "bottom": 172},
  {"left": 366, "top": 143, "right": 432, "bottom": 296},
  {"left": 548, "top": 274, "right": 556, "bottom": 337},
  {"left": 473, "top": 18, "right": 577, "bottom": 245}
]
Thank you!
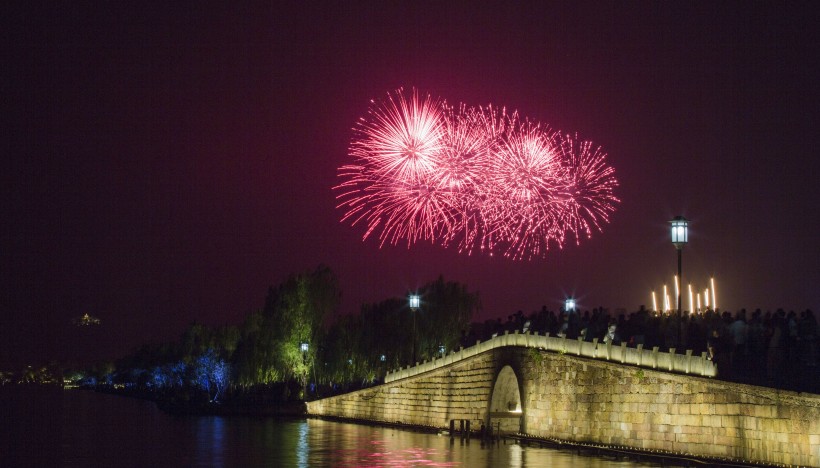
[{"left": 1, "top": 386, "right": 658, "bottom": 467}]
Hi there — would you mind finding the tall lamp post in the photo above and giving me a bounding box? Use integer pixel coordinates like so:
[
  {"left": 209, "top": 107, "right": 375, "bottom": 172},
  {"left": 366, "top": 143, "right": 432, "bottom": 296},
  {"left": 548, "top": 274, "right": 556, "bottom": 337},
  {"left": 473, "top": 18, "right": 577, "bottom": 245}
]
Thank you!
[
  {"left": 670, "top": 216, "right": 689, "bottom": 348},
  {"left": 409, "top": 294, "right": 420, "bottom": 365}
]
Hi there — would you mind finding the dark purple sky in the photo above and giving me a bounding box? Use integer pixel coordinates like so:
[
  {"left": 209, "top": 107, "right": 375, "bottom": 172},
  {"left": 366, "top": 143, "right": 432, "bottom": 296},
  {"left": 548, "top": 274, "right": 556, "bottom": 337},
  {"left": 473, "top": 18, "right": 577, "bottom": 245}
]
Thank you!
[{"left": 2, "top": 2, "right": 819, "bottom": 367}]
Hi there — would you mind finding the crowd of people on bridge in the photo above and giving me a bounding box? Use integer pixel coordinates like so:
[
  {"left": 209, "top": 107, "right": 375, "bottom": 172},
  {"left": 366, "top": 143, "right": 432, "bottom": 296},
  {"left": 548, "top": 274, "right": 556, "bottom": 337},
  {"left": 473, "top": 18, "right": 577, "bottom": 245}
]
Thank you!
[{"left": 466, "top": 306, "right": 818, "bottom": 392}]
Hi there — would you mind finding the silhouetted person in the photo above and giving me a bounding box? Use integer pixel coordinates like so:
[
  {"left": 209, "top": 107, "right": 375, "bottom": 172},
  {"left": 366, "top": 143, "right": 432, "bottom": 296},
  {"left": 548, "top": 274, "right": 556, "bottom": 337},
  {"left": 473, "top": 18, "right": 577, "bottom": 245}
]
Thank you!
[
  {"left": 708, "top": 328, "right": 732, "bottom": 379},
  {"left": 797, "top": 309, "right": 817, "bottom": 368},
  {"left": 766, "top": 312, "right": 787, "bottom": 383},
  {"left": 728, "top": 311, "right": 748, "bottom": 375}
]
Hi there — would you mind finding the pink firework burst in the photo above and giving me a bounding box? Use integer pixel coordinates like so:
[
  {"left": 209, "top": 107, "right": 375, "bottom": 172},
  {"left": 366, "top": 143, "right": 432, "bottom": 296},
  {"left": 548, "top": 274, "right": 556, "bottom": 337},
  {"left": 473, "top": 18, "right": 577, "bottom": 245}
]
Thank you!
[
  {"left": 336, "top": 88, "right": 454, "bottom": 246},
  {"left": 483, "top": 114, "right": 567, "bottom": 260},
  {"left": 435, "top": 104, "right": 497, "bottom": 254},
  {"left": 334, "top": 89, "right": 620, "bottom": 260},
  {"left": 555, "top": 132, "right": 621, "bottom": 243},
  {"left": 354, "top": 88, "right": 446, "bottom": 183}
]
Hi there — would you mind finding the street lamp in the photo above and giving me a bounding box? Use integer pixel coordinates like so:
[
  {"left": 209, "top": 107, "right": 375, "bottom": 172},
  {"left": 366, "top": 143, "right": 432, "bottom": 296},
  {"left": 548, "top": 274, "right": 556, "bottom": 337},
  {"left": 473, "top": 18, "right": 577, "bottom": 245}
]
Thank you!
[
  {"left": 409, "top": 294, "right": 420, "bottom": 365},
  {"left": 300, "top": 342, "right": 310, "bottom": 369},
  {"left": 670, "top": 216, "right": 688, "bottom": 348},
  {"left": 565, "top": 297, "right": 576, "bottom": 312},
  {"left": 300, "top": 342, "right": 310, "bottom": 395}
]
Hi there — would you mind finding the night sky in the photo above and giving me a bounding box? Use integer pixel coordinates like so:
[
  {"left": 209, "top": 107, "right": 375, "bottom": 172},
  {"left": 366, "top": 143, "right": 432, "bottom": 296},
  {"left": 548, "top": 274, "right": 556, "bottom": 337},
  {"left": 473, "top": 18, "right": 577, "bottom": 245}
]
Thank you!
[{"left": 3, "top": 2, "right": 819, "bottom": 368}]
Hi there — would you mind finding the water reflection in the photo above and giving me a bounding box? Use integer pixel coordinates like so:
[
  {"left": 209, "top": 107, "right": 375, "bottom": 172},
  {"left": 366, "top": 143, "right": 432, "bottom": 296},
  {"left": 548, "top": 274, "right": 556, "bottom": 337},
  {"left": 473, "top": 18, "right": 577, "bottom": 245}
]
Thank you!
[
  {"left": 509, "top": 442, "right": 522, "bottom": 468},
  {"left": 301, "top": 419, "right": 644, "bottom": 467},
  {"left": 0, "top": 389, "right": 657, "bottom": 467},
  {"left": 195, "top": 416, "right": 225, "bottom": 468},
  {"left": 296, "top": 420, "right": 309, "bottom": 468}
]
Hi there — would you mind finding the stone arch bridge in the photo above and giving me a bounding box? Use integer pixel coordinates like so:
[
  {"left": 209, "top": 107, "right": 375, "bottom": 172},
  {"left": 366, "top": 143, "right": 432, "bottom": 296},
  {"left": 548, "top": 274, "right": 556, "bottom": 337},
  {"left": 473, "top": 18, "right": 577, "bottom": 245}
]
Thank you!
[{"left": 306, "top": 331, "right": 820, "bottom": 467}]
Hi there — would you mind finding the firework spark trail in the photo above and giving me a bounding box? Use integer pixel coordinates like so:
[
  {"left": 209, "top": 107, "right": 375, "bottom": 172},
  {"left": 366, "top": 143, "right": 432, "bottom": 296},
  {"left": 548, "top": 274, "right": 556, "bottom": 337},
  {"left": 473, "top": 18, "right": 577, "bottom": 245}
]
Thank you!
[
  {"left": 339, "top": 89, "right": 451, "bottom": 247},
  {"left": 555, "top": 132, "right": 621, "bottom": 245},
  {"left": 435, "top": 104, "right": 496, "bottom": 254},
  {"left": 357, "top": 89, "right": 446, "bottom": 183},
  {"left": 479, "top": 115, "right": 559, "bottom": 259},
  {"left": 334, "top": 88, "right": 620, "bottom": 260}
]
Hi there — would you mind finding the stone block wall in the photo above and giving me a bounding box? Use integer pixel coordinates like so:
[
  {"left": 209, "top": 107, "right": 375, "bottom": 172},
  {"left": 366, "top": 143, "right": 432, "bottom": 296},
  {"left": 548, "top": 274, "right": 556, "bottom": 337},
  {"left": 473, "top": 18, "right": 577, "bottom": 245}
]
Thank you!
[
  {"left": 522, "top": 350, "right": 820, "bottom": 467},
  {"left": 308, "top": 346, "right": 820, "bottom": 467},
  {"left": 307, "top": 348, "right": 500, "bottom": 430}
]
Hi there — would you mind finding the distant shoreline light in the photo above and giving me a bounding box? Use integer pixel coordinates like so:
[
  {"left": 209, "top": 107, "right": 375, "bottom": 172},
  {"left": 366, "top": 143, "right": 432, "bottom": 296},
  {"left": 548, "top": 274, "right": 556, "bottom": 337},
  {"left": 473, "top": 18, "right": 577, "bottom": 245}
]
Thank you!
[{"left": 72, "top": 313, "right": 101, "bottom": 326}]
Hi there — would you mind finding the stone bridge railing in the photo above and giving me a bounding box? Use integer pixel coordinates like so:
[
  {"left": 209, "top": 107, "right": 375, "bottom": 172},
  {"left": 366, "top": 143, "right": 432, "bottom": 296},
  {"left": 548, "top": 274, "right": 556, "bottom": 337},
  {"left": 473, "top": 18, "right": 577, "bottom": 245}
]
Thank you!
[{"left": 385, "top": 330, "right": 716, "bottom": 383}]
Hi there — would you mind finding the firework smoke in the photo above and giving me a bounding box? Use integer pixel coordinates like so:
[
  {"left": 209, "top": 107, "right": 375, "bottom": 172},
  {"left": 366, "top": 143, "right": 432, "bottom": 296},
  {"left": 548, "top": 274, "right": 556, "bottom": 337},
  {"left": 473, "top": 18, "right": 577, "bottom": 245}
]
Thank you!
[{"left": 335, "top": 88, "right": 620, "bottom": 260}]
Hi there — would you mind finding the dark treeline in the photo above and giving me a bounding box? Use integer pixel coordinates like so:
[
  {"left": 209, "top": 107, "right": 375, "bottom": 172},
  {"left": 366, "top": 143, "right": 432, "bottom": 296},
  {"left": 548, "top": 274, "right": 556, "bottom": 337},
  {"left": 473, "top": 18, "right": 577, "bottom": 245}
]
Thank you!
[
  {"left": 71, "top": 266, "right": 481, "bottom": 406},
  {"left": 44, "top": 266, "right": 816, "bottom": 401}
]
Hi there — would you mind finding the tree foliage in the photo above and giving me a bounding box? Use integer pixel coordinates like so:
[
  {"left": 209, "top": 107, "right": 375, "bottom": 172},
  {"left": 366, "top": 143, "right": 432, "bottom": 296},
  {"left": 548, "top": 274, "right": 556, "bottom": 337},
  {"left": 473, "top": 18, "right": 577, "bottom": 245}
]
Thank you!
[
  {"left": 415, "top": 276, "right": 480, "bottom": 358},
  {"left": 318, "top": 276, "right": 480, "bottom": 388},
  {"left": 194, "top": 348, "right": 230, "bottom": 402},
  {"left": 88, "top": 268, "right": 480, "bottom": 400},
  {"left": 232, "top": 265, "right": 340, "bottom": 387}
]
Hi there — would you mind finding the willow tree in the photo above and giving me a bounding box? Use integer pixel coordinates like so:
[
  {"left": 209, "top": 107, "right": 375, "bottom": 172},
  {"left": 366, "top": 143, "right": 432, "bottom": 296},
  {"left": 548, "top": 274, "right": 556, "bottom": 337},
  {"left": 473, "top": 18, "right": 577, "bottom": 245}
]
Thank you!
[
  {"left": 231, "top": 311, "right": 283, "bottom": 385},
  {"left": 415, "top": 276, "right": 481, "bottom": 360},
  {"left": 267, "top": 265, "right": 341, "bottom": 389},
  {"left": 319, "top": 276, "right": 480, "bottom": 386},
  {"left": 231, "top": 266, "right": 340, "bottom": 389}
]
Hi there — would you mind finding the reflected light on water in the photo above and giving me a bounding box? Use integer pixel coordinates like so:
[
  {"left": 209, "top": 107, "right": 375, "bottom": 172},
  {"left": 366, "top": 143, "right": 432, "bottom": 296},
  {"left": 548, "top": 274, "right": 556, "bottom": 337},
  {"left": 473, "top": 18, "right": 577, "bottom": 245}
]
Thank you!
[
  {"left": 509, "top": 442, "right": 522, "bottom": 468},
  {"left": 297, "top": 420, "right": 309, "bottom": 468},
  {"left": 195, "top": 416, "right": 225, "bottom": 467},
  {"left": 302, "top": 419, "right": 645, "bottom": 467},
  {"left": 0, "top": 389, "right": 655, "bottom": 467}
]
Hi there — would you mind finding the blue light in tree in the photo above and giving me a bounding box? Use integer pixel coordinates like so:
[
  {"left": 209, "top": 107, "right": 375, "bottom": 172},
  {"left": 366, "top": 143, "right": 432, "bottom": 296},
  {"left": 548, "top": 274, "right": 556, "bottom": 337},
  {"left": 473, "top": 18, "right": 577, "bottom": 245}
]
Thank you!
[{"left": 194, "top": 349, "right": 231, "bottom": 402}]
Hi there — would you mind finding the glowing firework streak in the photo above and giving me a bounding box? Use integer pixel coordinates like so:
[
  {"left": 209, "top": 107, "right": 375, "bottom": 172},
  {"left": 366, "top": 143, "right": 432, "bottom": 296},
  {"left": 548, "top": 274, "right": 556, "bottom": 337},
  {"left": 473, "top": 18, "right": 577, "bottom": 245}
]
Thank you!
[
  {"left": 688, "top": 284, "right": 694, "bottom": 314},
  {"left": 711, "top": 277, "right": 717, "bottom": 311},
  {"left": 674, "top": 275, "right": 679, "bottom": 311},
  {"left": 649, "top": 276, "right": 721, "bottom": 314},
  {"left": 335, "top": 88, "right": 620, "bottom": 260},
  {"left": 554, "top": 132, "right": 620, "bottom": 244}
]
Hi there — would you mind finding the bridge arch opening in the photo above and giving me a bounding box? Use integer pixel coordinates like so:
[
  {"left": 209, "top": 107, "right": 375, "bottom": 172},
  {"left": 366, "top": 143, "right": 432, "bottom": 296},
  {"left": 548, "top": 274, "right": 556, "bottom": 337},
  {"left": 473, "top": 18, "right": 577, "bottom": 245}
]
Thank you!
[{"left": 488, "top": 365, "right": 522, "bottom": 434}]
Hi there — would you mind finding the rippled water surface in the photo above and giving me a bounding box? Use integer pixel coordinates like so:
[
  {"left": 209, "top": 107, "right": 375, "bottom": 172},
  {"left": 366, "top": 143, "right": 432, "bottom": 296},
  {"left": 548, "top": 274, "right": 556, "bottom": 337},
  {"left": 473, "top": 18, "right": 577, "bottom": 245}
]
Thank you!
[{"left": 1, "top": 387, "right": 658, "bottom": 467}]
